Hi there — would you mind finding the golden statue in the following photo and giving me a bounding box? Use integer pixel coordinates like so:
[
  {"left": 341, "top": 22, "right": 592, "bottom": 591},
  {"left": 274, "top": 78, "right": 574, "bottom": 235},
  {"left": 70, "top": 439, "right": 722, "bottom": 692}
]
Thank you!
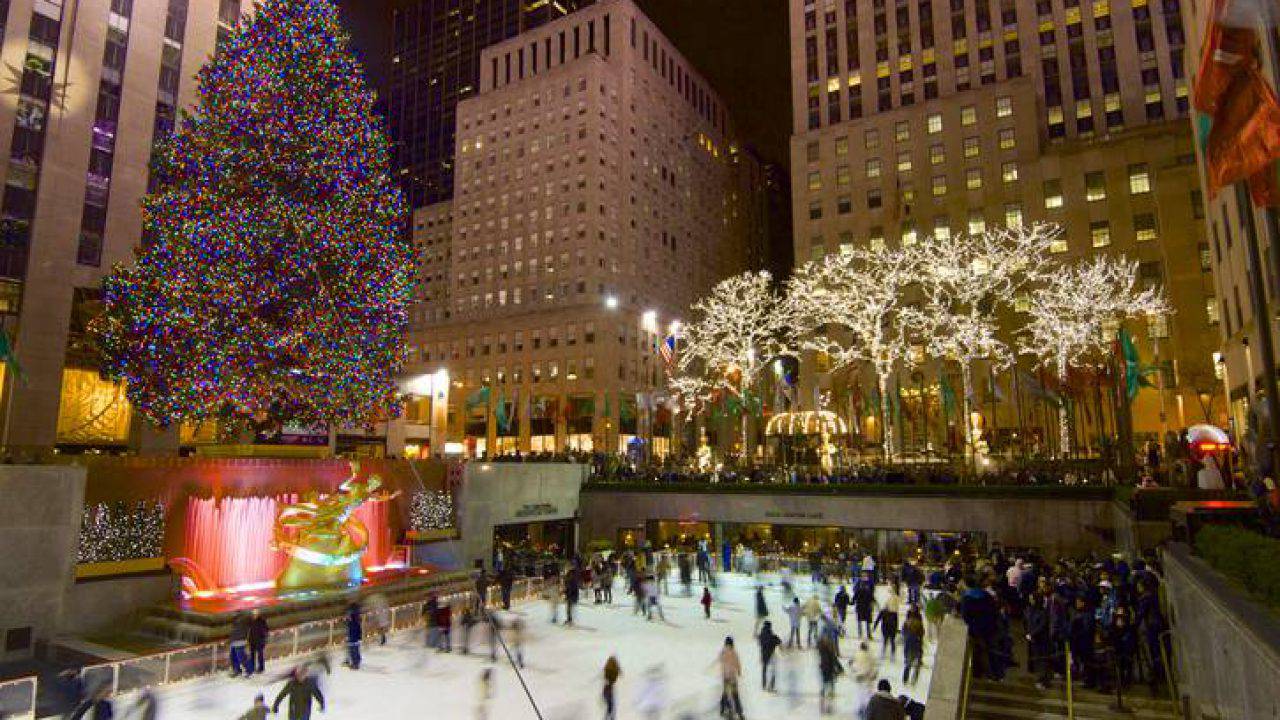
[{"left": 273, "top": 462, "right": 399, "bottom": 592}]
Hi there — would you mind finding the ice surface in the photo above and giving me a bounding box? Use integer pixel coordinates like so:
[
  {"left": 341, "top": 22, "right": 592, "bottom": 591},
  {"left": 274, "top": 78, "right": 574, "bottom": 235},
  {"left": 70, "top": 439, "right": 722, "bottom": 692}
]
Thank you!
[{"left": 143, "top": 572, "right": 937, "bottom": 719}]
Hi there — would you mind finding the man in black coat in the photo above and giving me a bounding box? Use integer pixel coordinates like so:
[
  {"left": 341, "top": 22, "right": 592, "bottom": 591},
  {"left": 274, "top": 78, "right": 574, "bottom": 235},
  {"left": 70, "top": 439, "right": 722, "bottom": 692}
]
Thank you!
[
  {"left": 248, "top": 610, "right": 269, "bottom": 676},
  {"left": 1024, "top": 591, "right": 1053, "bottom": 689},
  {"left": 757, "top": 620, "right": 782, "bottom": 691},
  {"left": 563, "top": 569, "right": 580, "bottom": 625}
]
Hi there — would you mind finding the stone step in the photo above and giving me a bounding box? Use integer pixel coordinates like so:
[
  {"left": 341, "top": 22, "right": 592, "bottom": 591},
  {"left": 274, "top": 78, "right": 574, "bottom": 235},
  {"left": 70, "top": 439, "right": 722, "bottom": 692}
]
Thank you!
[
  {"left": 971, "top": 681, "right": 1176, "bottom": 712},
  {"left": 970, "top": 686, "right": 1176, "bottom": 719},
  {"left": 967, "top": 698, "right": 1177, "bottom": 720}
]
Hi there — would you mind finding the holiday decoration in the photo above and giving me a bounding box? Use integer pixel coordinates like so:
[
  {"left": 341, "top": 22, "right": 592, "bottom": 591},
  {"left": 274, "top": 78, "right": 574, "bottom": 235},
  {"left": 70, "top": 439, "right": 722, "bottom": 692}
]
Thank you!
[
  {"left": 78, "top": 501, "right": 166, "bottom": 564},
  {"left": 272, "top": 462, "right": 399, "bottom": 591},
  {"left": 409, "top": 488, "right": 455, "bottom": 532},
  {"left": 91, "top": 0, "right": 411, "bottom": 430},
  {"left": 1021, "top": 254, "right": 1169, "bottom": 455},
  {"left": 786, "top": 247, "right": 918, "bottom": 459}
]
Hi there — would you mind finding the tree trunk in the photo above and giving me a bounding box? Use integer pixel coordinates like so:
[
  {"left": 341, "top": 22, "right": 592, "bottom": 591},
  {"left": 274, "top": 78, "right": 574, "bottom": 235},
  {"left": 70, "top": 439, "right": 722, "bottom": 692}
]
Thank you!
[
  {"left": 961, "top": 363, "right": 975, "bottom": 461},
  {"left": 1057, "top": 356, "right": 1071, "bottom": 457},
  {"left": 878, "top": 372, "right": 894, "bottom": 460}
]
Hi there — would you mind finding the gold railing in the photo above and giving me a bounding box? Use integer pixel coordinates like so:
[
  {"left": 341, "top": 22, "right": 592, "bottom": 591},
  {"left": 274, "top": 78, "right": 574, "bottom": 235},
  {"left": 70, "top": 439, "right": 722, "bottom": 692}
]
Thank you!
[
  {"left": 959, "top": 639, "right": 974, "bottom": 720},
  {"left": 1064, "top": 643, "right": 1075, "bottom": 720}
]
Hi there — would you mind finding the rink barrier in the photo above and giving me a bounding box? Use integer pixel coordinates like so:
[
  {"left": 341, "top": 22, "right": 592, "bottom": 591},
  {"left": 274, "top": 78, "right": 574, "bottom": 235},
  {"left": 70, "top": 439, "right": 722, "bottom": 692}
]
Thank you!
[
  {"left": 0, "top": 675, "right": 36, "bottom": 719},
  {"left": 77, "top": 576, "right": 547, "bottom": 700}
]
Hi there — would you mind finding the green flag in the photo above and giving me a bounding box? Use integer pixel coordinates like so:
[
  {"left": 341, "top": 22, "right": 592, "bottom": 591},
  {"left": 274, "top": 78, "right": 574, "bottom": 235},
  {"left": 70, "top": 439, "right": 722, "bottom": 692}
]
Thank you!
[
  {"left": 1119, "top": 328, "right": 1155, "bottom": 400},
  {"left": 465, "top": 385, "right": 490, "bottom": 409},
  {"left": 495, "top": 389, "right": 509, "bottom": 431},
  {"left": 0, "top": 328, "right": 22, "bottom": 382}
]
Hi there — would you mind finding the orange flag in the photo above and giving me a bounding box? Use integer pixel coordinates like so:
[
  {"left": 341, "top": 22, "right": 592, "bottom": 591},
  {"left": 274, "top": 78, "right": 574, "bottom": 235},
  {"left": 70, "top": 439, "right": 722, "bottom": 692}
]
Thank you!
[{"left": 1192, "top": 0, "right": 1280, "bottom": 205}]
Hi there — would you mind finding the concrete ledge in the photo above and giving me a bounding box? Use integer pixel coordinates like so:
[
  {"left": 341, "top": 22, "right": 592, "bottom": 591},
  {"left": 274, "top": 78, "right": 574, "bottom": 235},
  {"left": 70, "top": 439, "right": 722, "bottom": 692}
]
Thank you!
[{"left": 925, "top": 616, "right": 969, "bottom": 720}]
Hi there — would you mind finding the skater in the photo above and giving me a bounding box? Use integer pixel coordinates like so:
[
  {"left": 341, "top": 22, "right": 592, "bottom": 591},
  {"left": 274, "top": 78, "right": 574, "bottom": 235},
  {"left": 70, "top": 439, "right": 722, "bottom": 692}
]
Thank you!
[
  {"left": 803, "top": 594, "right": 823, "bottom": 647},
  {"left": 851, "top": 641, "right": 878, "bottom": 684},
  {"left": 834, "top": 585, "right": 851, "bottom": 628},
  {"left": 476, "top": 668, "right": 493, "bottom": 720},
  {"left": 461, "top": 605, "right": 477, "bottom": 654},
  {"left": 509, "top": 615, "right": 526, "bottom": 668},
  {"left": 874, "top": 585, "right": 901, "bottom": 657},
  {"left": 344, "top": 602, "right": 363, "bottom": 670},
  {"left": 273, "top": 667, "right": 325, "bottom": 720},
  {"left": 701, "top": 586, "right": 714, "bottom": 619},
  {"left": 817, "top": 635, "right": 842, "bottom": 714},
  {"left": 564, "top": 566, "right": 581, "bottom": 625},
  {"left": 758, "top": 620, "right": 782, "bottom": 692},
  {"left": 644, "top": 575, "right": 665, "bottom": 621},
  {"left": 634, "top": 665, "right": 670, "bottom": 720},
  {"left": 602, "top": 656, "right": 622, "bottom": 720},
  {"left": 902, "top": 609, "right": 925, "bottom": 685},
  {"left": 423, "top": 595, "right": 439, "bottom": 649},
  {"left": 754, "top": 585, "right": 769, "bottom": 637},
  {"left": 656, "top": 554, "right": 672, "bottom": 595},
  {"left": 784, "top": 597, "right": 802, "bottom": 648},
  {"left": 545, "top": 573, "right": 561, "bottom": 623},
  {"left": 499, "top": 565, "right": 516, "bottom": 610},
  {"left": 854, "top": 572, "right": 877, "bottom": 639},
  {"left": 131, "top": 690, "right": 157, "bottom": 720},
  {"left": 716, "top": 636, "right": 744, "bottom": 719},
  {"left": 237, "top": 694, "right": 269, "bottom": 720},
  {"left": 229, "top": 611, "right": 252, "bottom": 677},
  {"left": 248, "top": 610, "right": 269, "bottom": 675},
  {"left": 866, "top": 679, "right": 906, "bottom": 720}
]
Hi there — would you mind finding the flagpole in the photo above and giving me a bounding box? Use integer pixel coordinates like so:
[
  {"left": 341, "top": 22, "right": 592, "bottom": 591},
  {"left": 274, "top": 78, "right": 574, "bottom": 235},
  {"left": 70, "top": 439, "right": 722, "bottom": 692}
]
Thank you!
[{"left": 1236, "top": 180, "right": 1280, "bottom": 478}]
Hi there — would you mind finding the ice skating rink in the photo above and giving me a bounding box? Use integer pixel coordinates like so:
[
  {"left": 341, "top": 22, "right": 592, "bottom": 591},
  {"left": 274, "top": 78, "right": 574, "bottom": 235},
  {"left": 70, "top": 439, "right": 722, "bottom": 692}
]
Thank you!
[{"left": 148, "top": 573, "right": 937, "bottom": 719}]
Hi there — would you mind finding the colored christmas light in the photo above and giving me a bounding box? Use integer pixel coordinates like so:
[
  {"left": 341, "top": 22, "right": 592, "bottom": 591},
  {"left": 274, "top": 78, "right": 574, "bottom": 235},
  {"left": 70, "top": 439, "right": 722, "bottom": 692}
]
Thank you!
[{"left": 92, "top": 0, "right": 411, "bottom": 429}]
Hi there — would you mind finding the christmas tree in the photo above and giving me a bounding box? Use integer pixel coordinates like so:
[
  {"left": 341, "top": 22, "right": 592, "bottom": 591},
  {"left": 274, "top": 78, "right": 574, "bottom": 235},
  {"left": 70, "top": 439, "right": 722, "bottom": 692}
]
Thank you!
[{"left": 93, "top": 0, "right": 411, "bottom": 430}]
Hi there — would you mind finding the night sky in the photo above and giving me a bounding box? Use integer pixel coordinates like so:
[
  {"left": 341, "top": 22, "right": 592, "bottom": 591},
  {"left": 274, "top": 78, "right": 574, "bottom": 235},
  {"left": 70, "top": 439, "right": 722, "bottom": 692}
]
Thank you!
[{"left": 335, "top": 0, "right": 792, "bottom": 167}]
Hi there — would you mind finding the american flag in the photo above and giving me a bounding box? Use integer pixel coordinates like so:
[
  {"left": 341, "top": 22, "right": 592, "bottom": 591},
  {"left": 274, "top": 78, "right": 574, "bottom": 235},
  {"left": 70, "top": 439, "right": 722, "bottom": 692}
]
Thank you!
[{"left": 658, "top": 333, "right": 678, "bottom": 371}]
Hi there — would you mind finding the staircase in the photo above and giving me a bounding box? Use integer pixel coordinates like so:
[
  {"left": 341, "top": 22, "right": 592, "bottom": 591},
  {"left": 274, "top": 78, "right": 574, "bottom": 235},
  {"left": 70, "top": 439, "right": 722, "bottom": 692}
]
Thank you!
[{"left": 966, "top": 674, "right": 1179, "bottom": 720}]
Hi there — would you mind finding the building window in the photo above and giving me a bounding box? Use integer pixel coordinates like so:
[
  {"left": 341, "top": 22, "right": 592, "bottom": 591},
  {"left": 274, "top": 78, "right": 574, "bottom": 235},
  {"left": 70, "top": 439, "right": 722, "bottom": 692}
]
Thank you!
[
  {"left": 1128, "top": 163, "right": 1151, "bottom": 194},
  {"left": 895, "top": 121, "right": 910, "bottom": 142},
  {"left": 838, "top": 194, "right": 853, "bottom": 214},
  {"left": 968, "top": 210, "right": 986, "bottom": 235},
  {"left": 1004, "top": 203, "right": 1023, "bottom": 228},
  {"left": 997, "top": 128, "right": 1016, "bottom": 149},
  {"left": 1090, "top": 220, "right": 1111, "bottom": 247},
  {"left": 1050, "top": 234, "right": 1069, "bottom": 253},
  {"left": 1085, "top": 170, "right": 1106, "bottom": 201},
  {"left": 868, "top": 189, "right": 883, "bottom": 208},
  {"left": 806, "top": 141, "right": 820, "bottom": 162},
  {"left": 837, "top": 164, "right": 851, "bottom": 187},
  {"left": 1043, "top": 179, "right": 1063, "bottom": 208},
  {"left": 934, "top": 216, "right": 952, "bottom": 240},
  {"left": 996, "top": 95, "right": 1013, "bottom": 116},
  {"left": 897, "top": 152, "right": 912, "bottom": 172},
  {"left": 1002, "top": 162, "right": 1018, "bottom": 183},
  {"left": 932, "top": 175, "right": 947, "bottom": 196},
  {"left": 866, "top": 158, "right": 882, "bottom": 178},
  {"left": 865, "top": 129, "right": 880, "bottom": 149},
  {"left": 961, "top": 104, "right": 977, "bottom": 124},
  {"left": 809, "top": 200, "right": 823, "bottom": 219},
  {"left": 930, "top": 144, "right": 945, "bottom": 165},
  {"left": 835, "top": 136, "right": 850, "bottom": 155},
  {"left": 902, "top": 221, "right": 919, "bottom": 245},
  {"left": 1134, "top": 212, "right": 1158, "bottom": 242},
  {"left": 1206, "top": 296, "right": 1219, "bottom": 325},
  {"left": 963, "top": 136, "right": 980, "bottom": 158},
  {"left": 927, "top": 112, "right": 943, "bottom": 133},
  {"left": 808, "top": 171, "right": 823, "bottom": 190},
  {"left": 966, "top": 168, "right": 982, "bottom": 189}
]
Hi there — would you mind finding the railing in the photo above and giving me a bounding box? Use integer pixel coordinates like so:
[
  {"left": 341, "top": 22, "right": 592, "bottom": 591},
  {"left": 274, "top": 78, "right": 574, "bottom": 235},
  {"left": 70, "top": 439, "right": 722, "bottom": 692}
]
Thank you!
[
  {"left": 0, "top": 675, "right": 36, "bottom": 719},
  {"left": 1158, "top": 630, "right": 1182, "bottom": 720},
  {"left": 80, "top": 577, "right": 546, "bottom": 699},
  {"left": 1064, "top": 643, "right": 1074, "bottom": 720},
  {"left": 958, "top": 640, "right": 974, "bottom": 720}
]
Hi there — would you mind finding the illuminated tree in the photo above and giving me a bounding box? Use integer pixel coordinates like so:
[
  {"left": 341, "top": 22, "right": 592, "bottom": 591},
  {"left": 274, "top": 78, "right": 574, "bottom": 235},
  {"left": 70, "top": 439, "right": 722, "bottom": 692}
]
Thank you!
[
  {"left": 908, "top": 223, "right": 1060, "bottom": 456},
  {"left": 1021, "top": 254, "right": 1170, "bottom": 456},
  {"left": 786, "top": 247, "right": 919, "bottom": 459},
  {"left": 92, "top": 0, "right": 411, "bottom": 431},
  {"left": 670, "top": 271, "right": 792, "bottom": 459}
]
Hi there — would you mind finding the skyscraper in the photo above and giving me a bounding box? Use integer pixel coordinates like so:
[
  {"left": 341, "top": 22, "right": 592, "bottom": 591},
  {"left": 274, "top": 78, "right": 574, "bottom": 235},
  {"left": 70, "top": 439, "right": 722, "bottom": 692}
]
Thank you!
[
  {"left": 0, "top": 0, "right": 243, "bottom": 449},
  {"left": 788, "top": 0, "right": 1218, "bottom": 448},
  {"left": 387, "top": 0, "right": 587, "bottom": 207},
  {"left": 397, "top": 0, "right": 760, "bottom": 458}
]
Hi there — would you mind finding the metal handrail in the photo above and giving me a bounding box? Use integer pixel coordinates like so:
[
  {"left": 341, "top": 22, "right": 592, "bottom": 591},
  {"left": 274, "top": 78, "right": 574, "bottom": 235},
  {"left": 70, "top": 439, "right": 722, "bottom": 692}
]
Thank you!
[
  {"left": 79, "top": 576, "right": 546, "bottom": 699},
  {"left": 1064, "top": 643, "right": 1074, "bottom": 720},
  {"left": 1158, "top": 630, "right": 1182, "bottom": 719},
  {"left": 959, "top": 637, "right": 974, "bottom": 720}
]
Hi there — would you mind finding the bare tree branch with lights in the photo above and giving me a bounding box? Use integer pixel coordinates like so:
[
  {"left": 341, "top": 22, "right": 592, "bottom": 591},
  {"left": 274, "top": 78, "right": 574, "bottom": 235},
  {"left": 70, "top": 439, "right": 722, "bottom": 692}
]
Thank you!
[
  {"left": 786, "top": 247, "right": 919, "bottom": 459},
  {"left": 1021, "top": 253, "right": 1170, "bottom": 456},
  {"left": 669, "top": 271, "right": 793, "bottom": 461},
  {"left": 907, "top": 223, "right": 1062, "bottom": 457}
]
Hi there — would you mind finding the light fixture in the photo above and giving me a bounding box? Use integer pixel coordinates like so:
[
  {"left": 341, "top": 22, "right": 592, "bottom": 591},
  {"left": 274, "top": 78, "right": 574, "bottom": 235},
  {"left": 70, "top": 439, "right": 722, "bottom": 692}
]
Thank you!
[{"left": 605, "top": 295, "right": 619, "bottom": 310}]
